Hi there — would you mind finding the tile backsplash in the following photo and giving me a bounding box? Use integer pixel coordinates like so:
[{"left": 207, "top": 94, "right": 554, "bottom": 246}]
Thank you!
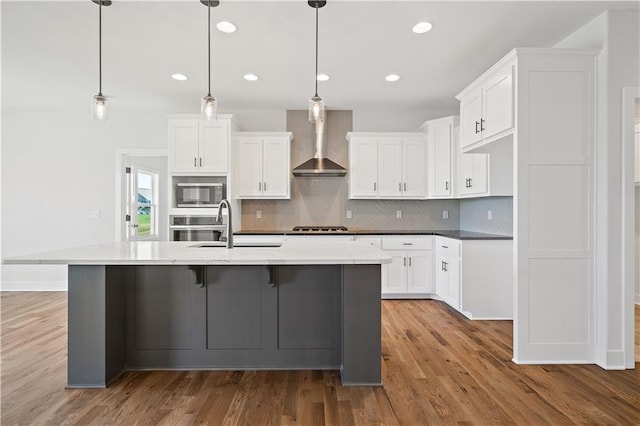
[{"left": 459, "top": 196, "right": 513, "bottom": 236}]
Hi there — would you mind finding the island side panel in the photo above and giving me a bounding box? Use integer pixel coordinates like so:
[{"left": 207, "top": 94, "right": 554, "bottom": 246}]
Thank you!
[
  {"left": 68, "top": 265, "right": 126, "bottom": 388},
  {"left": 341, "top": 264, "right": 382, "bottom": 386}
]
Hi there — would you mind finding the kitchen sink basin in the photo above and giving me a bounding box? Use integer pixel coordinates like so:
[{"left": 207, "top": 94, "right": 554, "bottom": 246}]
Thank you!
[{"left": 190, "top": 243, "right": 282, "bottom": 248}]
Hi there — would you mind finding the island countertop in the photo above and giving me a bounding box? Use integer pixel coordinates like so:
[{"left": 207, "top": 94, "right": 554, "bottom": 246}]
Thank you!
[{"left": 3, "top": 239, "right": 392, "bottom": 266}]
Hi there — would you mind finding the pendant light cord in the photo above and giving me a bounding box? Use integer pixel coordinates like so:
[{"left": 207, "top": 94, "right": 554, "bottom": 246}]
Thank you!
[
  {"left": 314, "top": 5, "right": 318, "bottom": 97},
  {"left": 98, "top": 0, "right": 102, "bottom": 96},
  {"left": 207, "top": 3, "right": 211, "bottom": 96}
]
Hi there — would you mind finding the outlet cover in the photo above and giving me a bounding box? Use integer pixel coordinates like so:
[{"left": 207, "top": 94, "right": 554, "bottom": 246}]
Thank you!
[
  {"left": 396, "top": 210, "right": 402, "bottom": 219},
  {"left": 256, "top": 210, "right": 262, "bottom": 219},
  {"left": 90, "top": 210, "right": 100, "bottom": 219},
  {"left": 488, "top": 210, "right": 493, "bottom": 220},
  {"left": 442, "top": 210, "right": 449, "bottom": 219},
  {"left": 346, "top": 210, "right": 352, "bottom": 219}
]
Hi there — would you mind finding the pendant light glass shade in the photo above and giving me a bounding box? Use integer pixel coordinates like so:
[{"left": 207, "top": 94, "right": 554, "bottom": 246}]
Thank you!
[
  {"left": 91, "top": 0, "right": 111, "bottom": 121},
  {"left": 201, "top": 95, "right": 217, "bottom": 121},
  {"left": 92, "top": 94, "right": 110, "bottom": 120},
  {"left": 308, "top": 1, "right": 326, "bottom": 123},
  {"left": 309, "top": 95, "right": 325, "bottom": 123},
  {"left": 201, "top": 0, "right": 219, "bottom": 121}
]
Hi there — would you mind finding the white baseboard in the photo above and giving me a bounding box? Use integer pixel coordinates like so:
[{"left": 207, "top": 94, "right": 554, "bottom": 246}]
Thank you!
[
  {"left": 0, "top": 281, "right": 67, "bottom": 291},
  {"left": 512, "top": 358, "right": 592, "bottom": 365},
  {"left": 597, "top": 350, "right": 626, "bottom": 370}
]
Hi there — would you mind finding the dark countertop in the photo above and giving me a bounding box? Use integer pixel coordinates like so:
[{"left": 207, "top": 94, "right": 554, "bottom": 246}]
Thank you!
[{"left": 234, "top": 229, "right": 512, "bottom": 240}]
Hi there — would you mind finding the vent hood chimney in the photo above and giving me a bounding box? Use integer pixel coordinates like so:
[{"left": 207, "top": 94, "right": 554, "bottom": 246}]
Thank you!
[{"left": 292, "top": 119, "right": 347, "bottom": 177}]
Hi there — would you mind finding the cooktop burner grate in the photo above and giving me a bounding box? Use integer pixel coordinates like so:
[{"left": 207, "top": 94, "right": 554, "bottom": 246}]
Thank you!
[{"left": 292, "top": 226, "right": 349, "bottom": 232}]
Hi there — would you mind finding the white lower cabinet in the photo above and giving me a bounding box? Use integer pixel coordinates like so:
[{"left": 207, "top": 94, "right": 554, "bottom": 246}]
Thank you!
[
  {"left": 436, "top": 237, "right": 513, "bottom": 319},
  {"left": 378, "top": 236, "right": 434, "bottom": 298}
]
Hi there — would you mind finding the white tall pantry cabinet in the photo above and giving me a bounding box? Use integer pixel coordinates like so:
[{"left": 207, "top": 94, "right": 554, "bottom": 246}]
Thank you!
[{"left": 458, "top": 48, "right": 599, "bottom": 363}]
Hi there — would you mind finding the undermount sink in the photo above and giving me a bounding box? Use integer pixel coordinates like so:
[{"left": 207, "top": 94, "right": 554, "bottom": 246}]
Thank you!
[{"left": 190, "top": 243, "right": 282, "bottom": 248}]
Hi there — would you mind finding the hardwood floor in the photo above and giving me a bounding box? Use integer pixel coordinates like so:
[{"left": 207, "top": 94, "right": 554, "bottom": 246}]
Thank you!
[{"left": 1, "top": 292, "right": 639, "bottom": 425}]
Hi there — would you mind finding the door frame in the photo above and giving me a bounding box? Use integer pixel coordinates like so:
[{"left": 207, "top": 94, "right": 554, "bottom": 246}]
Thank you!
[
  {"left": 621, "top": 87, "right": 639, "bottom": 368},
  {"left": 115, "top": 149, "right": 168, "bottom": 242}
]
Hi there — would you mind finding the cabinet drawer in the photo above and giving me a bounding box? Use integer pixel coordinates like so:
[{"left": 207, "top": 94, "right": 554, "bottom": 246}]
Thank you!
[
  {"left": 436, "top": 238, "right": 461, "bottom": 258},
  {"left": 382, "top": 237, "right": 433, "bottom": 250}
]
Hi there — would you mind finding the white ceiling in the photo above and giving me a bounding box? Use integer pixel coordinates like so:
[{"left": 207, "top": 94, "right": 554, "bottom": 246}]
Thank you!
[{"left": 2, "top": 1, "right": 638, "bottom": 112}]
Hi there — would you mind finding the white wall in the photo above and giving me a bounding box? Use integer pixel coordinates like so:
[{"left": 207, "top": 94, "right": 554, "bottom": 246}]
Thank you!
[
  {"left": 555, "top": 10, "right": 640, "bottom": 368},
  {"left": 1, "top": 106, "right": 170, "bottom": 290}
]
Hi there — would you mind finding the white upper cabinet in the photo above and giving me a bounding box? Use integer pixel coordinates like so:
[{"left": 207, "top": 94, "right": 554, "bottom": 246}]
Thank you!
[
  {"left": 348, "top": 137, "right": 378, "bottom": 197},
  {"left": 168, "top": 116, "right": 232, "bottom": 174},
  {"left": 458, "top": 152, "right": 488, "bottom": 197},
  {"left": 347, "top": 132, "right": 427, "bottom": 200},
  {"left": 457, "top": 61, "right": 514, "bottom": 152},
  {"left": 422, "top": 116, "right": 458, "bottom": 198},
  {"left": 235, "top": 132, "right": 292, "bottom": 199}
]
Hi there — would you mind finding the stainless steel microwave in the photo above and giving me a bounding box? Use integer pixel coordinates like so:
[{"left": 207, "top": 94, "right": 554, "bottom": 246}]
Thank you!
[{"left": 175, "top": 182, "right": 224, "bottom": 208}]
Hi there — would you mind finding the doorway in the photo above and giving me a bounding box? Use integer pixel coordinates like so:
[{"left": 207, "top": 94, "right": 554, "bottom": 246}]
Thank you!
[{"left": 115, "top": 150, "right": 168, "bottom": 242}]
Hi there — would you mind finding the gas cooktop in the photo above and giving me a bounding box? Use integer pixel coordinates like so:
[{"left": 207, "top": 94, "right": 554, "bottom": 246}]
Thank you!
[{"left": 291, "top": 226, "right": 349, "bottom": 233}]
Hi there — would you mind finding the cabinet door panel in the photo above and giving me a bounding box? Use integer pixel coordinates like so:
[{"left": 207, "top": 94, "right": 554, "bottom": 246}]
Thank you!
[
  {"left": 237, "top": 138, "right": 264, "bottom": 197},
  {"left": 169, "top": 120, "right": 199, "bottom": 173},
  {"left": 206, "top": 266, "right": 263, "bottom": 349},
  {"left": 262, "top": 137, "right": 290, "bottom": 198},
  {"left": 468, "top": 154, "right": 488, "bottom": 195},
  {"left": 133, "top": 266, "right": 192, "bottom": 350},
  {"left": 460, "top": 92, "right": 483, "bottom": 149},
  {"left": 435, "top": 256, "right": 448, "bottom": 300},
  {"left": 406, "top": 250, "right": 433, "bottom": 293},
  {"left": 431, "top": 124, "right": 452, "bottom": 197},
  {"left": 383, "top": 252, "right": 406, "bottom": 294},
  {"left": 199, "top": 121, "right": 229, "bottom": 173},
  {"left": 402, "top": 138, "right": 427, "bottom": 198},
  {"left": 378, "top": 139, "right": 403, "bottom": 197},
  {"left": 277, "top": 266, "right": 340, "bottom": 349},
  {"left": 349, "top": 138, "right": 378, "bottom": 198},
  {"left": 483, "top": 68, "right": 513, "bottom": 139}
]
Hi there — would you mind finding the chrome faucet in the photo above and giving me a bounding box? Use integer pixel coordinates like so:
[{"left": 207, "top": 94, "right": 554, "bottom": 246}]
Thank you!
[{"left": 216, "top": 199, "right": 233, "bottom": 248}]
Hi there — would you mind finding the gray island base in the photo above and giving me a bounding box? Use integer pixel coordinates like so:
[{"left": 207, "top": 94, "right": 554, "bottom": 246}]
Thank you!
[{"left": 68, "top": 263, "right": 382, "bottom": 388}]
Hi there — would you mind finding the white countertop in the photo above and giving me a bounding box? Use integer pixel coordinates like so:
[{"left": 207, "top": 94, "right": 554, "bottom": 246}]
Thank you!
[{"left": 3, "top": 240, "right": 392, "bottom": 266}]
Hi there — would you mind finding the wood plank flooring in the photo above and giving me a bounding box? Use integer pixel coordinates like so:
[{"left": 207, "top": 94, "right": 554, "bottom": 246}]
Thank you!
[{"left": 1, "top": 292, "right": 639, "bottom": 425}]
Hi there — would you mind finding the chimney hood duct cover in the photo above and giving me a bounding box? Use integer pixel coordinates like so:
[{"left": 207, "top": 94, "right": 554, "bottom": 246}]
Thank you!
[{"left": 292, "top": 119, "right": 347, "bottom": 177}]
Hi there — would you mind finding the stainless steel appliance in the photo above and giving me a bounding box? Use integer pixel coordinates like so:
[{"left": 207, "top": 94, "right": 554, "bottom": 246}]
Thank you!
[
  {"left": 175, "top": 182, "right": 225, "bottom": 208},
  {"left": 170, "top": 216, "right": 225, "bottom": 241},
  {"left": 291, "top": 226, "right": 349, "bottom": 233}
]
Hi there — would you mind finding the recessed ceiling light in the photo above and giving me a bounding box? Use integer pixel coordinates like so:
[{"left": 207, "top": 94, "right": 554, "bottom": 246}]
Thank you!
[
  {"left": 412, "top": 22, "right": 433, "bottom": 34},
  {"left": 216, "top": 21, "right": 237, "bottom": 33},
  {"left": 243, "top": 74, "right": 258, "bottom": 81},
  {"left": 171, "top": 73, "right": 188, "bottom": 81},
  {"left": 385, "top": 74, "right": 400, "bottom": 82},
  {"left": 317, "top": 74, "right": 330, "bottom": 81}
]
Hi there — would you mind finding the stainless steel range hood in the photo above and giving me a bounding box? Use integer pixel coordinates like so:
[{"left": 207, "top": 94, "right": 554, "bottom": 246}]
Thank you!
[{"left": 292, "top": 119, "right": 347, "bottom": 177}]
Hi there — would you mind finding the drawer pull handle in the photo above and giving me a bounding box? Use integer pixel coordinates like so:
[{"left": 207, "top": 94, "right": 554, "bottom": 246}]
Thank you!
[
  {"left": 441, "top": 245, "right": 448, "bottom": 248},
  {"left": 402, "top": 243, "right": 413, "bottom": 246}
]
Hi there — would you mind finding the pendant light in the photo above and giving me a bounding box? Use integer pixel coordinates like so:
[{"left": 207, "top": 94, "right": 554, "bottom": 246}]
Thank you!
[
  {"left": 201, "top": 0, "right": 220, "bottom": 121},
  {"left": 308, "top": 0, "right": 326, "bottom": 123},
  {"left": 91, "top": 0, "right": 112, "bottom": 121}
]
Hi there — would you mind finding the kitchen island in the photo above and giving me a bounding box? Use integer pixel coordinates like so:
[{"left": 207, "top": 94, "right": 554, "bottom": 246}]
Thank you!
[{"left": 4, "top": 240, "right": 391, "bottom": 388}]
